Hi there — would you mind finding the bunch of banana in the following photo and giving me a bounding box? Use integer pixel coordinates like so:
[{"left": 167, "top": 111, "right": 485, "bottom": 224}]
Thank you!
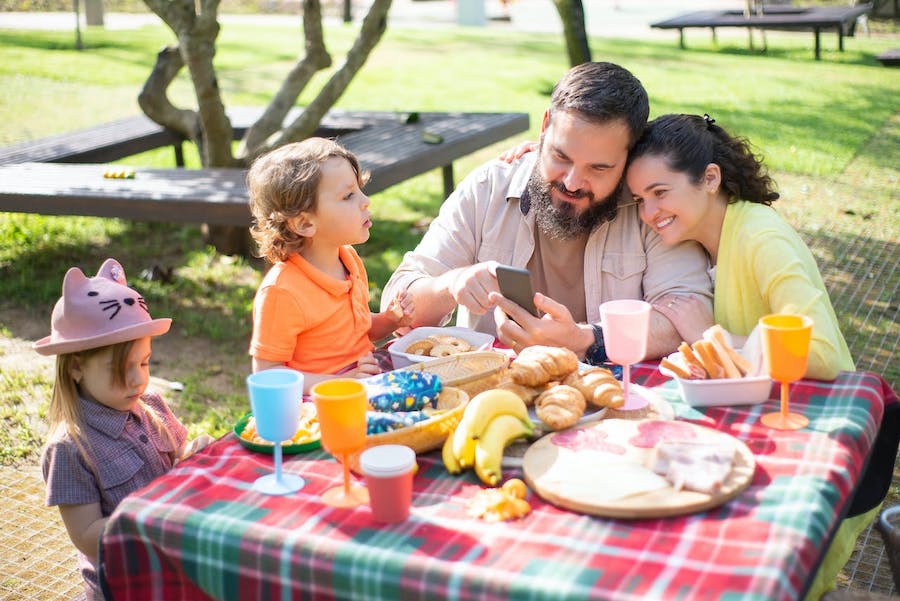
[{"left": 442, "top": 389, "right": 533, "bottom": 486}]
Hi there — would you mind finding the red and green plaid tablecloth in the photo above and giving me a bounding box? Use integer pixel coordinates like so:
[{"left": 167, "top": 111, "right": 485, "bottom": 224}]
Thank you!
[{"left": 100, "top": 367, "right": 897, "bottom": 601}]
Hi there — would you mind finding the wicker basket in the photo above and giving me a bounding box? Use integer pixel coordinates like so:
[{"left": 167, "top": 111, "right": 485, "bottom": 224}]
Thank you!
[
  {"left": 364, "top": 386, "right": 470, "bottom": 454},
  {"left": 398, "top": 351, "right": 509, "bottom": 397}
]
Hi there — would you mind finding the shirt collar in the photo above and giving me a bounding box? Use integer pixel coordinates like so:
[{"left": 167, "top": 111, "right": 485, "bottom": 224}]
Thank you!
[
  {"left": 506, "top": 153, "right": 538, "bottom": 217},
  {"left": 286, "top": 248, "right": 359, "bottom": 297},
  {"left": 80, "top": 396, "right": 138, "bottom": 438}
]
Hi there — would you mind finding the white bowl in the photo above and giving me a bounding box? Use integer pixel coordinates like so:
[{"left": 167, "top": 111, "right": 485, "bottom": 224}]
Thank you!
[
  {"left": 659, "top": 352, "right": 773, "bottom": 407},
  {"left": 389, "top": 327, "right": 495, "bottom": 369}
]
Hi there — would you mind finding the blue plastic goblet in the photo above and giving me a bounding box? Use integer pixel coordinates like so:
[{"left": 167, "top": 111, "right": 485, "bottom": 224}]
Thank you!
[{"left": 246, "top": 368, "right": 306, "bottom": 495}]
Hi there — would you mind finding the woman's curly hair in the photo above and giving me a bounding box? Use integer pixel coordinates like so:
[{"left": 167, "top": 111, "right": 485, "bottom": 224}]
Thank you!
[
  {"left": 627, "top": 114, "right": 779, "bottom": 206},
  {"left": 247, "top": 138, "right": 369, "bottom": 263}
]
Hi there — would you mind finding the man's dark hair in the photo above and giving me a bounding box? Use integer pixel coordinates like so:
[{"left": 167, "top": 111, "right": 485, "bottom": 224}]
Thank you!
[{"left": 549, "top": 61, "right": 650, "bottom": 149}]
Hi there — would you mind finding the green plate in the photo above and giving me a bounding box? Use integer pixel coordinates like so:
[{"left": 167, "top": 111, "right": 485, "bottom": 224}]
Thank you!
[{"left": 233, "top": 412, "right": 321, "bottom": 454}]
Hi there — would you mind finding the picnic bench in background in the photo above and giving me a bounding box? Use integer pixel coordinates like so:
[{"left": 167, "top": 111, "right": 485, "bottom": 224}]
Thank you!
[
  {"left": 0, "top": 110, "right": 529, "bottom": 227},
  {"left": 651, "top": 3, "right": 874, "bottom": 60}
]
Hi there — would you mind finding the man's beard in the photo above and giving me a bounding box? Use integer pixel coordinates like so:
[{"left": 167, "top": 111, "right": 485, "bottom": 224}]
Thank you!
[{"left": 526, "top": 167, "right": 623, "bottom": 241}]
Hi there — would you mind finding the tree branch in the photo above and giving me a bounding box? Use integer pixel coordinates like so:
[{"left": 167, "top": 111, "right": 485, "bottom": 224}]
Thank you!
[
  {"left": 260, "top": 0, "right": 393, "bottom": 154},
  {"left": 138, "top": 45, "right": 200, "bottom": 141},
  {"left": 239, "top": 0, "right": 333, "bottom": 156}
]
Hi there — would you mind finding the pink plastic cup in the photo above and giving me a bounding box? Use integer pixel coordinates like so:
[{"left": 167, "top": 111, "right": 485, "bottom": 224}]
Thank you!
[{"left": 359, "top": 445, "right": 416, "bottom": 524}]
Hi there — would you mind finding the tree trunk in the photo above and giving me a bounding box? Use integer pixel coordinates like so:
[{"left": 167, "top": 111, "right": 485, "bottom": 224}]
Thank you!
[
  {"left": 84, "top": 0, "right": 104, "bottom": 26},
  {"left": 138, "top": 0, "right": 393, "bottom": 254},
  {"left": 552, "top": 0, "right": 591, "bottom": 66}
]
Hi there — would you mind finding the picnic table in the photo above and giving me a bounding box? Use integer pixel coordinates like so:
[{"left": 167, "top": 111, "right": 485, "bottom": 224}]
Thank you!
[
  {"left": 0, "top": 110, "right": 530, "bottom": 226},
  {"left": 99, "top": 363, "right": 897, "bottom": 601},
  {"left": 651, "top": 4, "right": 873, "bottom": 60}
]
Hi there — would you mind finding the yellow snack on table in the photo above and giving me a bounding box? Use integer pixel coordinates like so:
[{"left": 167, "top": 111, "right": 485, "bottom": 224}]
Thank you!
[
  {"left": 240, "top": 403, "right": 320, "bottom": 446},
  {"left": 102, "top": 168, "right": 136, "bottom": 179},
  {"left": 466, "top": 478, "right": 532, "bottom": 522}
]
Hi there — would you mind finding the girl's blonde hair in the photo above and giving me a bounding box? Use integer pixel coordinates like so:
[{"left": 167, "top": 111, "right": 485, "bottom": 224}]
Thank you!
[
  {"left": 45, "top": 340, "right": 179, "bottom": 479},
  {"left": 247, "top": 137, "right": 370, "bottom": 263}
]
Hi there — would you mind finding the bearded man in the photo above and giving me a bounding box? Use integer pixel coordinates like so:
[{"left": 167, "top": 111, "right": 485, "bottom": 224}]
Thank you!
[{"left": 381, "top": 62, "right": 711, "bottom": 364}]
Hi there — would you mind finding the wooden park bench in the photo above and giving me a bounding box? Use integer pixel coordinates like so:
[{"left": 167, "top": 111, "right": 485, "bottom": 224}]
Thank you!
[
  {"left": 651, "top": 3, "right": 874, "bottom": 60},
  {"left": 0, "top": 110, "right": 529, "bottom": 227}
]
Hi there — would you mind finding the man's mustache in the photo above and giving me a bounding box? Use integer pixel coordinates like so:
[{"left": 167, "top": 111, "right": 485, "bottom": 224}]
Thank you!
[{"left": 551, "top": 181, "right": 593, "bottom": 202}]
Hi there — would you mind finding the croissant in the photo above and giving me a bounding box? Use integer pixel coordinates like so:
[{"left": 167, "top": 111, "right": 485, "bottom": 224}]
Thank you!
[
  {"left": 534, "top": 384, "right": 586, "bottom": 431},
  {"left": 510, "top": 345, "right": 579, "bottom": 387},
  {"left": 495, "top": 378, "right": 544, "bottom": 407},
  {"left": 563, "top": 367, "right": 625, "bottom": 409}
]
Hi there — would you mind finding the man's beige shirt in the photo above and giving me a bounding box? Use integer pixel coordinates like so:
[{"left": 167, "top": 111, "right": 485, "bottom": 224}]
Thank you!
[{"left": 382, "top": 153, "right": 712, "bottom": 335}]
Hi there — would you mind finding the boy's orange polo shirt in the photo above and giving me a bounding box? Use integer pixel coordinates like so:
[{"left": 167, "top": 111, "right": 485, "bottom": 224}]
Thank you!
[{"left": 250, "top": 246, "right": 373, "bottom": 375}]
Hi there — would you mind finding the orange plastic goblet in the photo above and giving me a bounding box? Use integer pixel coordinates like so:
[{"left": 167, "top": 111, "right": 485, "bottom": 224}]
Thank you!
[
  {"left": 759, "top": 314, "right": 813, "bottom": 430},
  {"left": 311, "top": 379, "right": 370, "bottom": 508}
]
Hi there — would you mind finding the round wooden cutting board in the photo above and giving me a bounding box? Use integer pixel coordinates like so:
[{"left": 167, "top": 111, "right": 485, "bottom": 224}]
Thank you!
[{"left": 522, "top": 418, "right": 755, "bottom": 519}]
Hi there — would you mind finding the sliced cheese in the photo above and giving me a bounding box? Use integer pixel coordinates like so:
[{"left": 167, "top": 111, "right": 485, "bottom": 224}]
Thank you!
[
  {"left": 537, "top": 452, "right": 670, "bottom": 503},
  {"left": 647, "top": 440, "right": 736, "bottom": 494}
]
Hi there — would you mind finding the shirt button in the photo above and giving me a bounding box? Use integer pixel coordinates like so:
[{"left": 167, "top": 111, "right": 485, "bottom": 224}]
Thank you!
[{"left": 139, "top": 434, "right": 149, "bottom": 443}]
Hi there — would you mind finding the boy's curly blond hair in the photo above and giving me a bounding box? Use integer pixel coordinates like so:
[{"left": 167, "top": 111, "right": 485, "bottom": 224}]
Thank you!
[{"left": 247, "top": 138, "right": 369, "bottom": 263}]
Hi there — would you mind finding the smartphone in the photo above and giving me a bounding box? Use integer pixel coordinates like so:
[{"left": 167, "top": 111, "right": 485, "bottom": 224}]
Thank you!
[{"left": 495, "top": 265, "right": 540, "bottom": 318}]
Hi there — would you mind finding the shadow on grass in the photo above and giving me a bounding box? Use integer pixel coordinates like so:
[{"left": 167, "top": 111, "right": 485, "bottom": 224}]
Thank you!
[
  {"left": 0, "top": 218, "right": 256, "bottom": 343},
  {"left": 644, "top": 33, "right": 885, "bottom": 67},
  {"left": 0, "top": 209, "right": 432, "bottom": 343}
]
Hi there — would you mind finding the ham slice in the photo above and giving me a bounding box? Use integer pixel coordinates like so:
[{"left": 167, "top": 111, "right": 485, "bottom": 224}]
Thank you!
[{"left": 646, "top": 440, "right": 736, "bottom": 494}]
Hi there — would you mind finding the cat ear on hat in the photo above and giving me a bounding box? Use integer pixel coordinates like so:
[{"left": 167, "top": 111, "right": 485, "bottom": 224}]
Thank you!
[
  {"left": 60, "top": 266, "right": 89, "bottom": 306},
  {"left": 96, "top": 258, "right": 128, "bottom": 286}
]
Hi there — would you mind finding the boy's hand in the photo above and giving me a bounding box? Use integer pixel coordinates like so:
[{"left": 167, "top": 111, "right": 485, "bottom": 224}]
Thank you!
[
  {"left": 387, "top": 290, "right": 415, "bottom": 328},
  {"left": 347, "top": 352, "right": 382, "bottom": 378}
]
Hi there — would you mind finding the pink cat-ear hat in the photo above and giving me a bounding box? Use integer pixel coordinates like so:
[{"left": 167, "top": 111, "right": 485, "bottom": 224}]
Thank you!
[{"left": 33, "top": 258, "right": 171, "bottom": 356}]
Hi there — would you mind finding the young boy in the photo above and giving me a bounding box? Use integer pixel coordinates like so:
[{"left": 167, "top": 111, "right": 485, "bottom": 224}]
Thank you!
[{"left": 247, "top": 138, "right": 412, "bottom": 393}]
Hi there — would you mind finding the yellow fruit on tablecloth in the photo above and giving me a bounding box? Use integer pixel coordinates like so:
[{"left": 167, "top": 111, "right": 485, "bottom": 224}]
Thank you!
[{"left": 501, "top": 478, "right": 528, "bottom": 500}]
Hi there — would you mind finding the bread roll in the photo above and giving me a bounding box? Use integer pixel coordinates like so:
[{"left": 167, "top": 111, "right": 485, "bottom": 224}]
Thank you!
[
  {"left": 534, "top": 384, "right": 586, "bottom": 430},
  {"left": 562, "top": 367, "right": 624, "bottom": 409},
  {"left": 495, "top": 378, "right": 544, "bottom": 407},
  {"left": 510, "top": 345, "right": 579, "bottom": 387}
]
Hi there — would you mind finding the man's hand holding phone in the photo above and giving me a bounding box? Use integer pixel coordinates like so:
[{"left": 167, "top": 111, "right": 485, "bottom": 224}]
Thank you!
[
  {"left": 491, "top": 266, "right": 592, "bottom": 354},
  {"left": 495, "top": 265, "right": 540, "bottom": 318}
]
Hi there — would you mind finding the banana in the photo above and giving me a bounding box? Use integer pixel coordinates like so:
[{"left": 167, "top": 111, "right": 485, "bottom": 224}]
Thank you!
[
  {"left": 442, "top": 424, "right": 462, "bottom": 474},
  {"left": 464, "top": 389, "right": 531, "bottom": 440},
  {"left": 473, "top": 413, "right": 533, "bottom": 486},
  {"left": 451, "top": 412, "right": 477, "bottom": 469}
]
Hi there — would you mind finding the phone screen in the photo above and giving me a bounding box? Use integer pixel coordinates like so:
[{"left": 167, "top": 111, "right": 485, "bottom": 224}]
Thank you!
[{"left": 496, "top": 265, "right": 540, "bottom": 317}]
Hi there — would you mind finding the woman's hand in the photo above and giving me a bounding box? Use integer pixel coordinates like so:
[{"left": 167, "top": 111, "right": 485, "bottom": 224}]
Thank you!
[
  {"left": 497, "top": 140, "right": 538, "bottom": 164},
  {"left": 652, "top": 294, "right": 713, "bottom": 344}
]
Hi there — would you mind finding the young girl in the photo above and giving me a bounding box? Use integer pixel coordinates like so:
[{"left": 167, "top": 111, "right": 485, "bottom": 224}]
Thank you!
[
  {"left": 624, "top": 113, "right": 853, "bottom": 381},
  {"left": 37, "top": 258, "right": 212, "bottom": 601},
  {"left": 247, "top": 138, "right": 413, "bottom": 392}
]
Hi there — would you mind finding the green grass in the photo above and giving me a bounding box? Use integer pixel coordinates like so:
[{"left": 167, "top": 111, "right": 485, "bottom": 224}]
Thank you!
[{"left": 0, "top": 20, "right": 897, "bottom": 464}]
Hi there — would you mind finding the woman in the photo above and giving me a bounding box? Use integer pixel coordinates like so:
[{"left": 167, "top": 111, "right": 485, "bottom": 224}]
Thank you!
[{"left": 625, "top": 113, "right": 853, "bottom": 380}]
